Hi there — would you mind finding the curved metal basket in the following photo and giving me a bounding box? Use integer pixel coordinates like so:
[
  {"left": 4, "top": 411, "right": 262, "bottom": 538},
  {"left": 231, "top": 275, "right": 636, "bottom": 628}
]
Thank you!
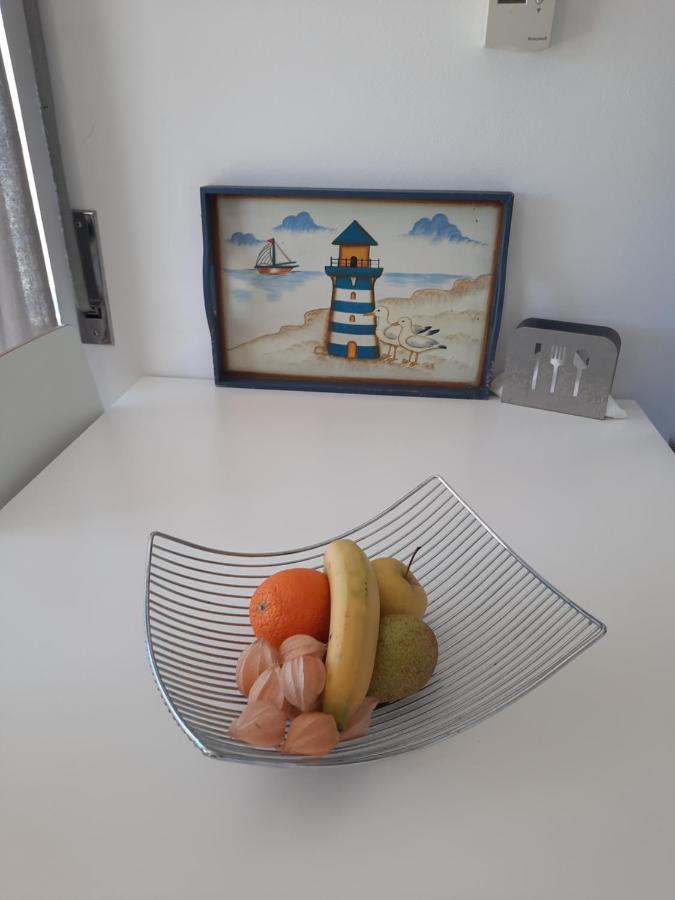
[{"left": 145, "top": 475, "right": 606, "bottom": 766}]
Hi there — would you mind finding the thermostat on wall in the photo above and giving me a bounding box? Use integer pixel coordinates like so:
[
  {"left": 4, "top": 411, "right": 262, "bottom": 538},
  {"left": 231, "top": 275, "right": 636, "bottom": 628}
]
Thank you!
[{"left": 484, "top": 0, "right": 556, "bottom": 51}]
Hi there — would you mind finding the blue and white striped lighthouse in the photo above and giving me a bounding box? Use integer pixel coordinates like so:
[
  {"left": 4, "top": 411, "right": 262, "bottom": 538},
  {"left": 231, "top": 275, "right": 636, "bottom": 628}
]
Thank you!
[{"left": 324, "top": 220, "right": 383, "bottom": 359}]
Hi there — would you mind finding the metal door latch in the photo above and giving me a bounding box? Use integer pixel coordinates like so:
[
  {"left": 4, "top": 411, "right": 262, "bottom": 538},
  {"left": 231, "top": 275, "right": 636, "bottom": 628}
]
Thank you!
[{"left": 72, "top": 210, "right": 114, "bottom": 345}]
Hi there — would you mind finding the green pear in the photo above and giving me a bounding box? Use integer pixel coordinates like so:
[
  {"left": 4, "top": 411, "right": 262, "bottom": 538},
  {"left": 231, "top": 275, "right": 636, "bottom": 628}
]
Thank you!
[{"left": 369, "top": 614, "right": 438, "bottom": 703}]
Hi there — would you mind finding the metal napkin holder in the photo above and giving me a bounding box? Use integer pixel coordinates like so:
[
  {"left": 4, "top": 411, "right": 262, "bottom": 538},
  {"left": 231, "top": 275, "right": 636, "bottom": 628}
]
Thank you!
[{"left": 501, "top": 318, "right": 621, "bottom": 419}]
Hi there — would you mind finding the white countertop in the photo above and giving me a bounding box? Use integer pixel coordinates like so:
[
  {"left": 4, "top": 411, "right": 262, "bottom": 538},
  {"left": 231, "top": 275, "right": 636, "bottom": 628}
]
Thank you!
[{"left": 2, "top": 377, "right": 674, "bottom": 899}]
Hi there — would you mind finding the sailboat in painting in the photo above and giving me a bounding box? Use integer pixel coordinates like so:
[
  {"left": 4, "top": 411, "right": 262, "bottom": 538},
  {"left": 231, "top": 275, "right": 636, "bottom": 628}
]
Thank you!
[{"left": 254, "top": 238, "right": 298, "bottom": 276}]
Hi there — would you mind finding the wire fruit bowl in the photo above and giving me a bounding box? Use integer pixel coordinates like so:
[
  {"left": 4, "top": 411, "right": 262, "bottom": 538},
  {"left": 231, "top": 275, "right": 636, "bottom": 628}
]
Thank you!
[{"left": 145, "top": 475, "right": 606, "bottom": 766}]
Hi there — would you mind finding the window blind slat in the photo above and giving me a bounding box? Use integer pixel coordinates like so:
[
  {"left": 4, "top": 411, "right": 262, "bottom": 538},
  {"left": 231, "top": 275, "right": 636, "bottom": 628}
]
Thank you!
[{"left": 0, "top": 48, "right": 56, "bottom": 354}]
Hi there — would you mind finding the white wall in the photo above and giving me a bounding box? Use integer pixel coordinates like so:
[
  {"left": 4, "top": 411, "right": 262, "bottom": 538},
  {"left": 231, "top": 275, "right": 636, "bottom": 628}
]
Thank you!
[
  {"left": 38, "top": 0, "right": 675, "bottom": 436},
  {"left": 0, "top": 326, "right": 102, "bottom": 508}
]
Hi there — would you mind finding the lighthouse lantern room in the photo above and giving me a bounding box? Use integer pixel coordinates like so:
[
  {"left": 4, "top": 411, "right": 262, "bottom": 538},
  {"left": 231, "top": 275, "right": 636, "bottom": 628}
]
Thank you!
[{"left": 324, "top": 220, "right": 383, "bottom": 359}]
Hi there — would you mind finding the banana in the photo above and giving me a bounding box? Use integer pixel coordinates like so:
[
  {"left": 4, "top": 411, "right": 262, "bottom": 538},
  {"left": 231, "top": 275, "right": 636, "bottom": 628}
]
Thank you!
[{"left": 322, "top": 539, "right": 380, "bottom": 730}]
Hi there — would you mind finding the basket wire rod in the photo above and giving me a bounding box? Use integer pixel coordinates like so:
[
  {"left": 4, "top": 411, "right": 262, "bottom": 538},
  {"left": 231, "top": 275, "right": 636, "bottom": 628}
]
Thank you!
[
  {"left": 423, "top": 543, "right": 510, "bottom": 611},
  {"left": 149, "top": 570, "right": 255, "bottom": 603},
  {"left": 160, "top": 672, "right": 240, "bottom": 701},
  {"left": 413, "top": 521, "right": 492, "bottom": 586},
  {"left": 409, "top": 515, "right": 487, "bottom": 580},
  {"left": 435, "top": 608, "right": 581, "bottom": 715},
  {"left": 149, "top": 608, "right": 251, "bottom": 647},
  {"left": 148, "top": 611, "right": 250, "bottom": 644},
  {"left": 148, "top": 593, "right": 252, "bottom": 629},
  {"left": 151, "top": 638, "right": 242, "bottom": 669},
  {"left": 426, "top": 554, "right": 525, "bottom": 631},
  {"left": 349, "top": 615, "right": 589, "bottom": 751},
  {"left": 356, "top": 604, "right": 580, "bottom": 741},
  {"left": 358, "top": 499, "right": 465, "bottom": 561},
  {"left": 150, "top": 551, "right": 279, "bottom": 580},
  {"left": 431, "top": 624, "right": 601, "bottom": 738},
  {"left": 424, "top": 565, "right": 530, "bottom": 648},
  {"left": 168, "top": 694, "right": 241, "bottom": 721},
  {"left": 166, "top": 690, "right": 241, "bottom": 718},
  {"left": 148, "top": 620, "right": 246, "bottom": 654},
  {"left": 152, "top": 651, "right": 235, "bottom": 682},
  {"left": 149, "top": 480, "right": 446, "bottom": 567},
  {"left": 430, "top": 569, "right": 546, "bottom": 650},
  {"left": 148, "top": 581, "right": 252, "bottom": 612},
  {"left": 443, "top": 619, "right": 595, "bottom": 724}
]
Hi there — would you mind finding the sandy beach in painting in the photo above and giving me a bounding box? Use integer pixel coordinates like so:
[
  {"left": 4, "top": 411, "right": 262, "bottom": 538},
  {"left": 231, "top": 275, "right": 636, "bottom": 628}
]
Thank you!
[{"left": 227, "top": 275, "right": 491, "bottom": 384}]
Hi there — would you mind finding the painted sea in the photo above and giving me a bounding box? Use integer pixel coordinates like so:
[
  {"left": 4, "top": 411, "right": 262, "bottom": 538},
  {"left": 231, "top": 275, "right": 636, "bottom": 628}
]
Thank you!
[{"left": 223, "top": 268, "right": 466, "bottom": 348}]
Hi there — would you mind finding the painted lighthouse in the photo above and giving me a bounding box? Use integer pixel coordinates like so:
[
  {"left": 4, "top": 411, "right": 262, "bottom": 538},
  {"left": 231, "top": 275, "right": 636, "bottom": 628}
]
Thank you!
[{"left": 324, "top": 220, "right": 383, "bottom": 359}]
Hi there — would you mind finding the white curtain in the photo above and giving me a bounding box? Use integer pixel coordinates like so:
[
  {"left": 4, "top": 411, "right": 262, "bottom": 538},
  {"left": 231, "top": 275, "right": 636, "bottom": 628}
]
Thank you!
[{"left": 0, "top": 51, "right": 56, "bottom": 354}]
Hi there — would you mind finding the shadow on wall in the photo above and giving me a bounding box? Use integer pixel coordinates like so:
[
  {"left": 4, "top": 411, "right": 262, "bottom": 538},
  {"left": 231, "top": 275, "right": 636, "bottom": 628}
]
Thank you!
[
  {"left": 553, "top": 2, "right": 600, "bottom": 43},
  {"left": 39, "top": 1, "right": 143, "bottom": 405},
  {"left": 495, "top": 191, "right": 585, "bottom": 372},
  {"left": 494, "top": 193, "right": 674, "bottom": 440}
]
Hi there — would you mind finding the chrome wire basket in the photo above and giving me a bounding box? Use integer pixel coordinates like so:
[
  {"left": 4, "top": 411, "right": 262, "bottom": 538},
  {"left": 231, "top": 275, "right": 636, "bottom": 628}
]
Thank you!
[{"left": 145, "top": 475, "right": 606, "bottom": 766}]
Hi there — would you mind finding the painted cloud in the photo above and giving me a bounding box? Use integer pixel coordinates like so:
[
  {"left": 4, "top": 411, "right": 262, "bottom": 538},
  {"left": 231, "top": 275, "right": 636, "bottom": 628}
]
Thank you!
[
  {"left": 274, "top": 211, "right": 331, "bottom": 233},
  {"left": 408, "top": 213, "right": 484, "bottom": 245},
  {"left": 228, "top": 231, "right": 263, "bottom": 246}
]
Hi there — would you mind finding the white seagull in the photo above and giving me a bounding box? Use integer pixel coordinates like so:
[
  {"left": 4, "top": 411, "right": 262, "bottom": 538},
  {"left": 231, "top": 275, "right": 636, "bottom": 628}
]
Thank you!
[
  {"left": 397, "top": 317, "right": 447, "bottom": 366},
  {"left": 370, "top": 306, "right": 438, "bottom": 361}
]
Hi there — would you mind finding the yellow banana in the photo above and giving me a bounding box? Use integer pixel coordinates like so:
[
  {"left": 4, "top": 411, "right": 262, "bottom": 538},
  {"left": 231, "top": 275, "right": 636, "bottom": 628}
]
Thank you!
[{"left": 322, "top": 539, "right": 380, "bottom": 730}]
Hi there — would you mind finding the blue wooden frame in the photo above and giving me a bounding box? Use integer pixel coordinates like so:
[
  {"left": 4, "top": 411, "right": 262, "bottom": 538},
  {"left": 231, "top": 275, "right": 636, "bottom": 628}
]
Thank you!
[{"left": 201, "top": 186, "right": 513, "bottom": 399}]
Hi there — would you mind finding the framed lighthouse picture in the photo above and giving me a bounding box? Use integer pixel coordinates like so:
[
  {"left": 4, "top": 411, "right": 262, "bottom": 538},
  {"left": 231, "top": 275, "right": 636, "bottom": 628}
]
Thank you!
[{"left": 201, "top": 186, "right": 513, "bottom": 398}]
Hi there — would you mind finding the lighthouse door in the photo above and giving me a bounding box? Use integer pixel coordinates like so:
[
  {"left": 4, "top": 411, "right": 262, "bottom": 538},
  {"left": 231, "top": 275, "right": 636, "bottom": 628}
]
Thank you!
[{"left": 347, "top": 341, "right": 357, "bottom": 359}]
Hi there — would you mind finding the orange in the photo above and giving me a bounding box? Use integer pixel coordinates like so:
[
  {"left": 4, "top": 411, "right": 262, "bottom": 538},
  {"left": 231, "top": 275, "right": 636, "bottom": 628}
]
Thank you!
[{"left": 249, "top": 568, "right": 330, "bottom": 647}]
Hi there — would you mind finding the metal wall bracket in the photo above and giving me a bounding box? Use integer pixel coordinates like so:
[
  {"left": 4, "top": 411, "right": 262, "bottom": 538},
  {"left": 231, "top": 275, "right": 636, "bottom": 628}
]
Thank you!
[{"left": 72, "top": 210, "right": 114, "bottom": 345}]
